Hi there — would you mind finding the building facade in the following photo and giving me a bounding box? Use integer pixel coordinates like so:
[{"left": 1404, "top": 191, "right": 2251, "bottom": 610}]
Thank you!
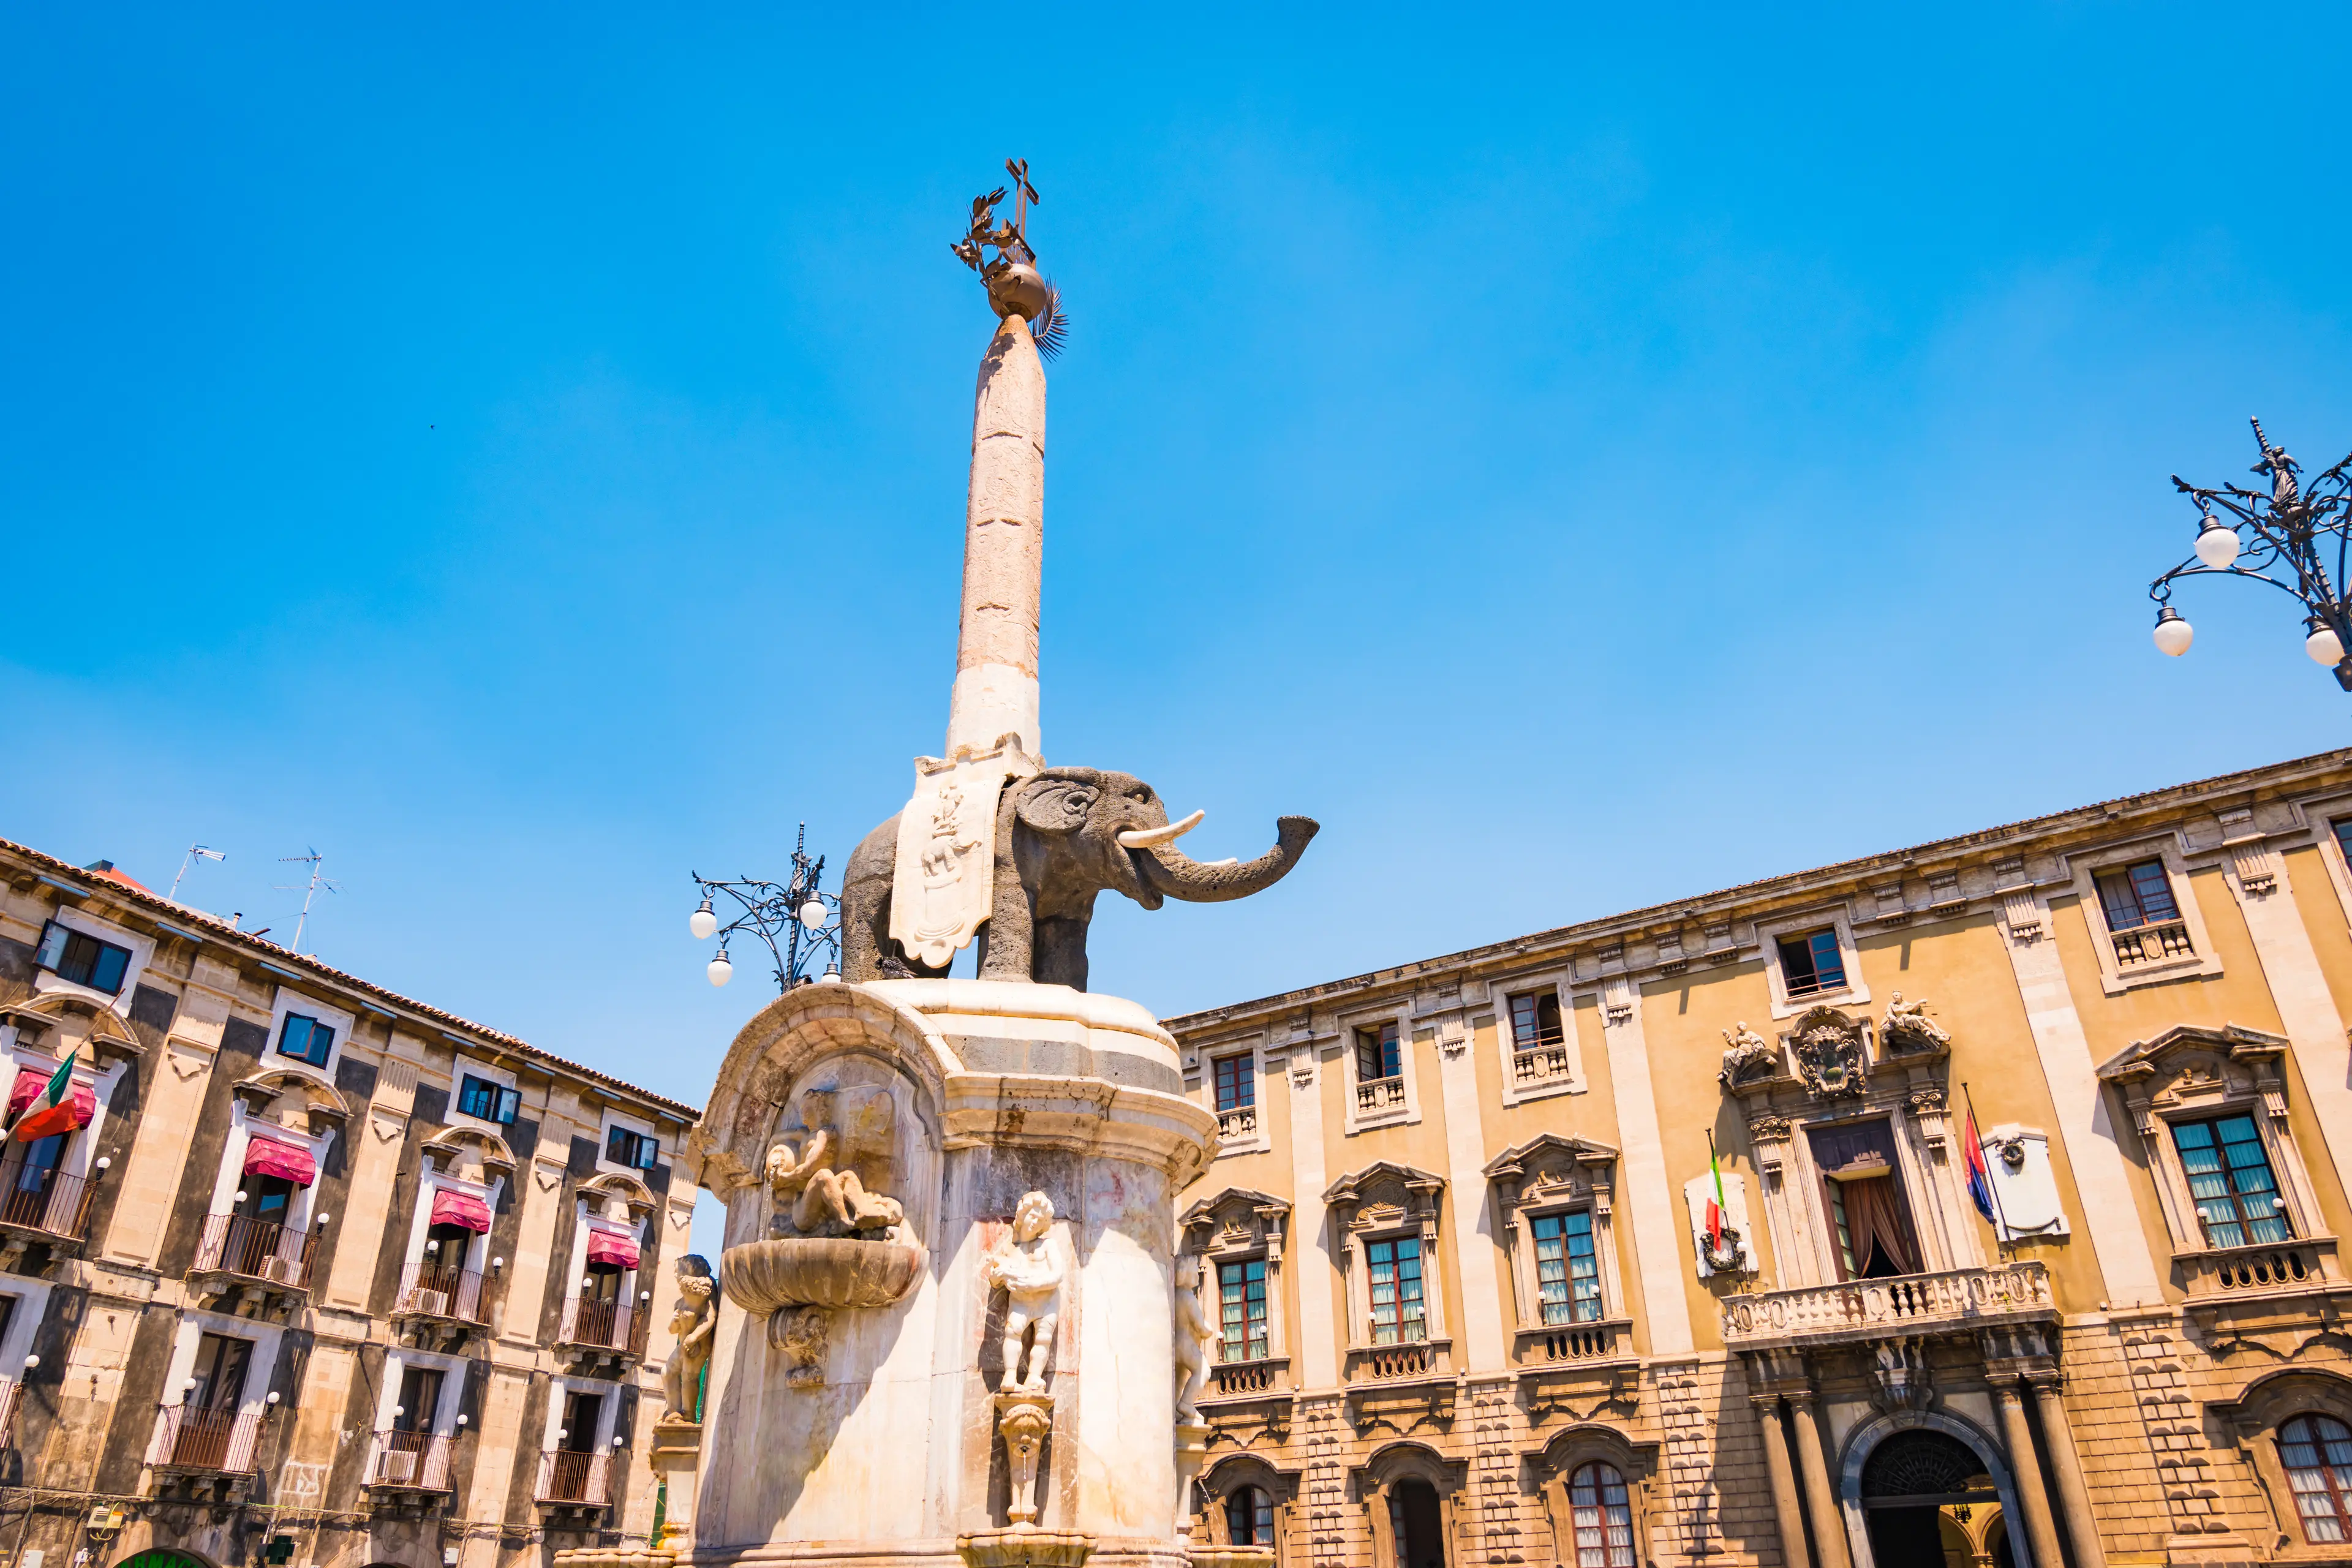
[
  {"left": 1170, "top": 748, "right": 2352, "bottom": 1568},
  {"left": 0, "top": 838, "right": 698, "bottom": 1568}
]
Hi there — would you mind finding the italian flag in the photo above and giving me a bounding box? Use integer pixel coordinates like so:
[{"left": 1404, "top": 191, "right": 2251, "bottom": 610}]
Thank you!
[
  {"left": 1705, "top": 1142, "right": 1727, "bottom": 1248},
  {"left": 14, "top": 1051, "right": 80, "bottom": 1144}
]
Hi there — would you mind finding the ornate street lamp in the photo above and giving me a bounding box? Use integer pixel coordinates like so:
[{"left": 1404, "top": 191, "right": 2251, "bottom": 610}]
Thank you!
[
  {"left": 2148, "top": 418, "right": 2352, "bottom": 688},
  {"left": 687, "top": 823, "right": 841, "bottom": 993}
]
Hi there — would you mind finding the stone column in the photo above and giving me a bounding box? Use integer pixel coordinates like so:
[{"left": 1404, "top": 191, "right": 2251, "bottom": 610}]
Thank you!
[
  {"left": 2028, "top": 1373, "right": 2106, "bottom": 1568},
  {"left": 1750, "top": 1395, "right": 1812, "bottom": 1568},
  {"left": 947, "top": 312, "right": 1046, "bottom": 761},
  {"left": 1785, "top": 1392, "right": 1850, "bottom": 1568},
  {"left": 1992, "top": 1382, "right": 2067, "bottom": 1568}
]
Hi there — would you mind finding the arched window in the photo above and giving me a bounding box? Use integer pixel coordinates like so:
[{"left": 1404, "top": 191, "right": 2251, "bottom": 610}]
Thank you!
[
  {"left": 1224, "top": 1484, "right": 1273, "bottom": 1547},
  {"left": 1567, "top": 1463, "right": 1633, "bottom": 1568},
  {"left": 2281, "top": 1413, "right": 2352, "bottom": 1541}
]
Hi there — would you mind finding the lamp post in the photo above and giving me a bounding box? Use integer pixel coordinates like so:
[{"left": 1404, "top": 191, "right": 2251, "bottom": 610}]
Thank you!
[
  {"left": 2147, "top": 417, "right": 2352, "bottom": 688},
  {"left": 686, "top": 823, "right": 841, "bottom": 993}
]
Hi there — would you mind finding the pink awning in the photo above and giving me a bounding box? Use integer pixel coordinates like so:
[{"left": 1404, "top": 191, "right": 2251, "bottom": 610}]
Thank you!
[
  {"left": 429, "top": 1187, "right": 492, "bottom": 1233},
  {"left": 243, "top": 1134, "right": 316, "bottom": 1186},
  {"left": 584, "top": 1229, "right": 639, "bottom": 1270},
  {"left": 6, "top": 1067, "right": 94, "bottom": 1133}
]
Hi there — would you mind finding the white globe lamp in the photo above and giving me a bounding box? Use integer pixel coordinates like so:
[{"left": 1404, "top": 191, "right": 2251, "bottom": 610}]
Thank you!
[
  {"left": 2152, "top": 607, "right": 2193, "bottom": 657},
  {"left": 689, "top": 899, "right": 718, "bottom": 941},
  {"left": 707, "top": 949, "right": 734, "bottom": 987},
  {"left": 2193, "top": 514, "right": 2240, "bottom": 569}
]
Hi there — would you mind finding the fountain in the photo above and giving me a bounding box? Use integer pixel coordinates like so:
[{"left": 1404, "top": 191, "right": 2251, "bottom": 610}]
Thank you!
[{"left": 653, "top": 165, "right": 1316, "bottom": 1568}]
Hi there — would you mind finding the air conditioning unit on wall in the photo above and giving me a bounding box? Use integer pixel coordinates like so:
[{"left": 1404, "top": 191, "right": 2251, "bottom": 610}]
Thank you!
[{"left": 377, "top": 1449, "right": 418, "bottom": 1485}]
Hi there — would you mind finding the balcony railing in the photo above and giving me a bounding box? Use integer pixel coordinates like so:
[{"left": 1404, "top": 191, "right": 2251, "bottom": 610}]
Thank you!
[
  {"left": 1512, "top": 1044, "right": 1573, "bottom": 1087},
  {"left": 1344, "top": 1337, "right": 1451, "bottom": 1382},
  {"left": 2180, "top": 1237, "right": 2337, "bottom": 1297},
  {"left": 0, "top": 1156, "right": 94, "bottom": 1241},
  {"left": 0, "top": 1378, "right": 21, "bottom": 1449},
  {"left": 1720, "top": 1262, "right": 2054, "bottom": 1346},
  {"left": 147, "top": 1404, "right": 266, "bottom": 1474},
  {"left": 368, "top": 1430, "right": 454, "bottom": 1491},
  {"left": 1531, "top": 1321, "right": 1624, "bottom": 1362},
  {"left": 2114, "top": 919, "right": 2195, "bottom": 968},
  {"left": 1208, "top": 1356, "right": 1286, "bottom": 1398},
  {"left": 535, "top": 1449, "right": 612, "bottom": 1507},
  {"left": 190, "top": 1215, "right": 317, "bottom": 1292},
  {"left": 1355, "top": 1076, "right": 1406, "bottom": 1114},
  {"left": 556, "top": 1297, "right": 646, "bottom": 1355},
  {"left": 1216, "top": 1106, "right": 1259, "bottom": 1140},
  {"left": 394, "top": 1263, "right": 489, "bottom": 1325}
]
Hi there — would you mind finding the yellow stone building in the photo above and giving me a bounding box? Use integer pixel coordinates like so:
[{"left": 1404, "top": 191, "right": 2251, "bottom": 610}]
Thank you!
[{"left": 1169, "top": 747, "right": 2352, "bottom": 1568}]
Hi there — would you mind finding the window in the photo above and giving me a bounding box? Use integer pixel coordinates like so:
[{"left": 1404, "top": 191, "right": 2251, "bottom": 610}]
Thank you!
[
  {"left": 605, "top": 1126, "right": 658, "bottom": 1170},
  {"left": 558, "top": 1389, "right": 603, "bottom": 1452},
  {"left": 277, "top": 1014, "right": 334, "bottom": 1068},
  {"left": 1510, "top": 991, "right": 1564, "bottom": 1051},
  {"left": 1532, "top": 1212, "right": 1602, "bottom": 1324},
  {"left": 1366, "top": 1236, "right": 1425, "bottom": 1344},
  {"left": 238, "top": 1175, "right": 298, "bottom": 1227},
  {"left": 1218, "top": 1258, "right": 1268, "bottom": 1362},
  {"left": 1355, "top": 1022, "right": 1401, "bottom": 1084},
  {"left": 458, "top": 1075, "right": 521, "bottom": 1125},
  {"left": 2282, "top": 1414, "right": 2352, "bottom": 1543},
  {"left": 2096, "top": 858, "right": 2183, "bottom": 932},
  {"left": 1568, "top": 1462, "right": 1635, "bottom": 1568},
  {"left": 188, "top": 1332, "right": 252, "bottom": 1411},
  {"left": 1776, "top": 929, "right": 1847, "bottom": 998},
  {"left": 2173, "top": 1115, "right": 2290, "bottom": 1248},
  {"left": 2335, "top": 818, "right": 2352, "bottom": 868},
  {"left": 393, "top": 1365, "right": 444, "bottom": 1434},
  {"left": 1809, "top": 1121, "right": 1921, "bottom": 1281},
  {"left": 1212, "top": 1055, "right": 1255, "bottom": 1114},
  {"left": 34, "top": 921, "right": 130, "bottom": 995},
  {"left": 1225, "top": 1485, "right": 1274, "bottom": 1547}
]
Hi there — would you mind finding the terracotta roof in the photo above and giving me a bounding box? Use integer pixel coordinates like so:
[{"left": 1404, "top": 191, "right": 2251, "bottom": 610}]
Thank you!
[
  {"left": 1164, "top": 745, "right": 2352, "bottom": 1031},
  {"left": 4, "top": 837, "right": 700, "bottom": 1121}
]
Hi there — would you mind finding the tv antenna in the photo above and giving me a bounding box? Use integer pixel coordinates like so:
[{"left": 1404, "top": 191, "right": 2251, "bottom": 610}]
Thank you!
[
  {"left": 274, "top": 849, "right": 344, "bottom": 953},
  {"left": 168, "top": 844, "right": 226, "bottom": 905}
]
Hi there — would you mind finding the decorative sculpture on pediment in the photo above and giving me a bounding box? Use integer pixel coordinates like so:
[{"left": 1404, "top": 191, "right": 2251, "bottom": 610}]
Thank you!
[
  {"left": 1786, "top": 1007, "right": 1868, "bottom": 1099},
  {"left": 1880, "top": 991, "right": 1952, "bottom": 1058},
  {"left": 1719, "top": 1021, "right": 1778, "bottom": 1088}
]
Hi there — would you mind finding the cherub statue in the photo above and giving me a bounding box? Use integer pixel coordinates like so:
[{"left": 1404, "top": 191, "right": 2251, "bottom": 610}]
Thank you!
[
  {"left": 1173, "top": 1257, "right": 1208, "bottom": 1423},
  {"left": 661, "top": 1254, "right": 717, "bottom": 1422},
  {"left": 1882, "top": 991, "right": 1951, "bottom": 1051},
  {"left": 1719, "top": 1021, "right": 1775, "bottom": 1084},
  {"left": 987, "top": 1191, "right": 1064, "bottom": 1394},
  {"left": 766, "top": 1127, "right": 905, "bottom": 1239}
]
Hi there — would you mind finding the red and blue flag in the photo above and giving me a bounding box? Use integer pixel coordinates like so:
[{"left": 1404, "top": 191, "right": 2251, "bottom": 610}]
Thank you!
[{"left": 1963, "top": 1104, "right": 1997, "bottom": 1223}]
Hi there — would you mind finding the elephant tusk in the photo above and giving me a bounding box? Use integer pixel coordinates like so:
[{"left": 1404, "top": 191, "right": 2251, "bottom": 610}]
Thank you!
[{"left": 1117, "top": 810, "right": 1204, "bottom": 850}]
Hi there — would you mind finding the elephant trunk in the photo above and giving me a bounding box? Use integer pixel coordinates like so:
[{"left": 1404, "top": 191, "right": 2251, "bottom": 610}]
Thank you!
[{"left": 1137, "top": 816, "right": 1320, "bottom": 904}]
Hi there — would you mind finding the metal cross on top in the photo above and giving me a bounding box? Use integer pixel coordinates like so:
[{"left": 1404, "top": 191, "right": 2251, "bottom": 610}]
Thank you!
[{"left": 1003, "top": 158, "right": 1039, "bottom": 242}]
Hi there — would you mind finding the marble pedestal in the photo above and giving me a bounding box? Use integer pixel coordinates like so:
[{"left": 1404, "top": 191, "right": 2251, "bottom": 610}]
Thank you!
[{"left": 681, "top": 980, "right": 1214, "bottom": 1568}]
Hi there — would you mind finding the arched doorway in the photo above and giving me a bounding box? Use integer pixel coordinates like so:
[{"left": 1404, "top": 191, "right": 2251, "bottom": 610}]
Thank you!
[
  {"left": 1387, "top": 1479, "right": 1445, "bottom": 1568},
  {"left": 1860, "top": 1431, "right": 2003, "bottom": 1566}
]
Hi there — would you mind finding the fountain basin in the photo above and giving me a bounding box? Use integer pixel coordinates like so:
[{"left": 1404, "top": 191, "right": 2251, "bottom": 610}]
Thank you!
[{"left": 720, "top": 1236, "right": 923, "bottom": 1312}]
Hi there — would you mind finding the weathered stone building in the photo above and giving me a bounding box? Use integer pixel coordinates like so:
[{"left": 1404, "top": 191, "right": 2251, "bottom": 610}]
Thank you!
[
  {"left": 1170, "top": 747, "right": 2352, "bottom": 1567},
  {"left": 0, "top": 837, "right": 696, "bottom": 1568}
]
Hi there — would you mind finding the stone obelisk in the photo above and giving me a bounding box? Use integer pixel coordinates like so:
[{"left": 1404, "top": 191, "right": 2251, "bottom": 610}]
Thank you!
[{"left": 946, "top": 312, "right": 1046, "bottom": 762}]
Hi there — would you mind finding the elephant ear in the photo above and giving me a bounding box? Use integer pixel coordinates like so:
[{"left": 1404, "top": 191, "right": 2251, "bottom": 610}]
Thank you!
[{"left": 1016, "top": 774, "right": 1099, "bottom": 835}]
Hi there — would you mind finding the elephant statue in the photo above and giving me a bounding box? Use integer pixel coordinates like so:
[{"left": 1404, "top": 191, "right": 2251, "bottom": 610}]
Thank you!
[{"left": 840, "top": 767, "right": 1318, "bottom": 991}]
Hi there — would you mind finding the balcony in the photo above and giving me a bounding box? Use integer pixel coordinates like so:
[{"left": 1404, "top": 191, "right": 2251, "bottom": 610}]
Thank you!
[
  {"left": 1342, "top": 1337, "right": 1455, "bottom": 1438},
  {"left": 1719, "top": 1262, "right": 2056, "bottom": 1349},
  {"left": 535, "top": 1449, "right": 612, "bottom": 1510},
  {"left": 1511, "top": 1044, "right": 1574, "bottom": 1088},
  {"left": 1514, "top": 1317, "right": 1633, "bottom": 1366},
  {"left": 2113, "top": 919, "right": 2195, "bottom": 969},
  {"left": 556, "top": 1297, "right": 647, "bottom": 1366},
  {"left": 148, "top": 1403, "right": 266, "bottom": 1477},
  {"left": 0, "top": 1153, "right": 93, "bottom": 1246},
  {"left": 1344, "top": 1335, "right": 1452, "bottom": 1384},
  {"left": 367, "top": 1430, "right": 454, "bottom": 1493},
  {"left": 1355, "top": 1076, "right": 1406, "bottom": 1115},
  {"left": 2177, "top": 1235, "right": 2352, "bottom": 1332},
  {"left": 393, "top": 1264, "right": 490, "bottom": 1344},
  {"left": 190, "top": 1215, "right": 317, "bottom": 1293},
  {"left": 1206, "top": 1354, "right": 1287, "bottom": 1400},
  {"left": 1216, "top": 1106, "right": 1259, "bottom": 1142},
  {"left": 0, "top": 1378, "right": 21, "bottom": 1450}
]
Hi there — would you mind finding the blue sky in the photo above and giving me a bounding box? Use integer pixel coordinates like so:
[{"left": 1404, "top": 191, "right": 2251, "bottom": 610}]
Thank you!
[{"left": 6, "top": 5, "right": 2350, "bottom": 1117}]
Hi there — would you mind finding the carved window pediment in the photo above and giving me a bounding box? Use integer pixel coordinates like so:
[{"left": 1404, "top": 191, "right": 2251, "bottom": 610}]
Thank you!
[
  {"left": 1182, "top": 1186, "right": 1292, "bottom": 1260},
  {"left": 1483, "top": 1134, "right": 1618, "bottom": 1215},
  {"left": 1323, "top": 1161, "right": 1446, "bottom": 1234},
  {"left": 2097, "top": 1022, "right": 2292, "bottom": 1137}
]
